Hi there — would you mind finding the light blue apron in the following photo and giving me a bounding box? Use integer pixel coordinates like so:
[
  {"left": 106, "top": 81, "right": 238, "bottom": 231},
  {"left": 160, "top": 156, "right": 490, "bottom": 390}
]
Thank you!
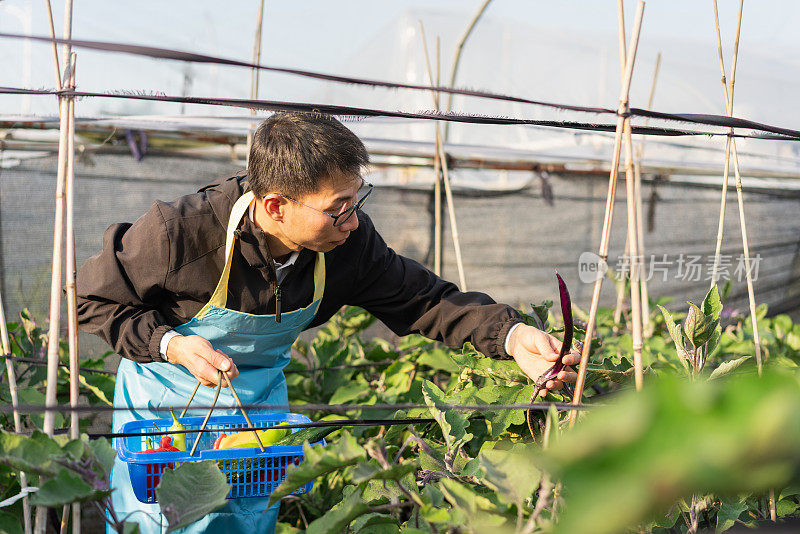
[{"left": 110, "top": 191, "right": 326, "bottom": 533}]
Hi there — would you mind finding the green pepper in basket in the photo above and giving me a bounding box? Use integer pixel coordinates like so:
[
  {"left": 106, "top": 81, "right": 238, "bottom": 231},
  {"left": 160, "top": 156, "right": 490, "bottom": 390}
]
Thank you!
[{"left": 168, "top": 410, "right": 187, "bottom": 451}]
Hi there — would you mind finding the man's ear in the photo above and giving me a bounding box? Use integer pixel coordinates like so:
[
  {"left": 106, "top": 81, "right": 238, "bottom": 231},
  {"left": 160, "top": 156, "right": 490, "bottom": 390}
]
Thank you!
[{"left": 262, "top": 194, "right": 287, "bottom": 221}]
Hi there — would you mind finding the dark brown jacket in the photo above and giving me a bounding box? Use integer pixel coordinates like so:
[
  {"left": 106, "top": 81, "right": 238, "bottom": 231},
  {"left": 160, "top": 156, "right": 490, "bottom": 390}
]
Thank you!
[{"left": 76, "top": 175, "right": 522, "bottom": 363}]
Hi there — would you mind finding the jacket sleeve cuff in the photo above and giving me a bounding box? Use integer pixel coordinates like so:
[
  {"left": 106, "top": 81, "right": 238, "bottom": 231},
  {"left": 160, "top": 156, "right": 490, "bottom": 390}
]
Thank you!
[
  {"left": 487, "top": 313, "right": 524, "bottom": 360},
  {"left": 149, "top": 325, "right": 177, "bottom": 362}
]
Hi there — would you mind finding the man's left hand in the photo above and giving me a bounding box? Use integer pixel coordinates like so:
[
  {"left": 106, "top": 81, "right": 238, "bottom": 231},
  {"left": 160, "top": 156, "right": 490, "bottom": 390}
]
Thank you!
[{"left": 506, "top": 324, "right": 580, "bottom": 396}]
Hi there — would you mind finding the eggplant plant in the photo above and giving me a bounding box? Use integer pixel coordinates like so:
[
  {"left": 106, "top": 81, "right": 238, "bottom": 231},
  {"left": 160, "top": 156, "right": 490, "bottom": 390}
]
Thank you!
[
  {"left": 658, "top": 285, "right": 723, "bottom": 377},
  {"left": 4, "top": 297, "right": 800, "bottom": 533}
]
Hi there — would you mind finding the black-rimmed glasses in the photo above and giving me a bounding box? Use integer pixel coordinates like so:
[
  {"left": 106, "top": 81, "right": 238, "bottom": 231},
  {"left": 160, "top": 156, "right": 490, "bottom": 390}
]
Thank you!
[{"left": 279, "top": 180, "right": 373, "bottom": 227}]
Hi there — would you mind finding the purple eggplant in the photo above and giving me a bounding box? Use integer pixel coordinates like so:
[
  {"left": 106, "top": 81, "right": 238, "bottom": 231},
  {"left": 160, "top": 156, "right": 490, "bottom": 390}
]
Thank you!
[
  {"left": 531, "top": 271, "right": 574, "bottom": 399},
  {"left": 527, "top": 271, "right": 574, "bottom": 439}
]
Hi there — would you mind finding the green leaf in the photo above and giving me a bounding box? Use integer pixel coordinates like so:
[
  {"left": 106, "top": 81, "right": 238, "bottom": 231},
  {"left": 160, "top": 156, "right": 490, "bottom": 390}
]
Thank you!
[
  {"left": 438, "top": 479, "right": 512, "bottom": 531},
  {"left": 350, "top": 512, "right": 400, "bottom": 533},
  {"left": 268, "top": 430, "right": 365, "bottom": 506},
  {"left": 0, "top": 430, "right": 62, "bottom": 476},
  {"left": 776, "top": 498, "right": 799, "bottom": 517},
  {"left": 421, "top": 381, "right": 473, "bottom": 452},
  {"left": 17, "top": 389, "right": 63, "bottom": 430},
  {"left": 475, "top": 384, "right": 533, "bottom": 439},
  {"left": 329, "top": 382, "right": 368, "bottom": 404},
  {"left": 525, "top": 301, "right": 551, "bottom": 330},
  {"left": 30, "top": 469, "right": 110, "bottom": 506},
  {"left": 779, "top": 482, "right": 800, "bottom": 500},
  {"left": 585, "top": 367, "right": 635, "bottom": 387},
  {"left": 684, "top": 303, "right": 715, "bottom": 348},
  {"left": 349, "top": 461, "right": 418, "bottom": 485},
  {"left": 703, "top": 285, "right": 723, "bottom": 320},
  {"left": 0, "top": 511, "right": 23, "bottom": 534},
  {"left": 123, "top": 524, "right": 141, "bottom": 534},
  {"left": 273, "top": 425, "right": 337, "bottom": 447},
  {"left": 706, "top": 325, "right": 722, "bottom": 356},
  {"left": 85, "top": 437, "right": 117, "bottom": 478},
  {"left": 697, "top": 319, "right": 719, "bottom": 348},
  {"left": 306, "top": 487, "right": 370, "bottom": 534},
  {"left": 716, "top": 497, "right": 748, "bottom": 532},
  {"left": 479, "top": 447, "right": 541, "bottom": 506},
  {"left": 438, "top": 478, "right": 484, "bottom": 517},
  {"left": 77, "top": 373, "right": 113, "bottom": 406},
  {"left": 275, "top": 524, "right": 303, "bottom": 534},
  {"left": 708, "top": 356, "right": 751, "bottom": 381},
  {"left": 720, "top": 279, "right": 733, "bottom": 301},
  {"left": 657, "top": 305, "right": 690, "bottom": 370},
  {"left": 787, "top": 329, "right": 800, "bottom": 351},
  {"left": 156, "top": 461, "right": 230, "bottom": 533},
  {"left": 417, "top": 348, "right": 459, "bottom": 373}
]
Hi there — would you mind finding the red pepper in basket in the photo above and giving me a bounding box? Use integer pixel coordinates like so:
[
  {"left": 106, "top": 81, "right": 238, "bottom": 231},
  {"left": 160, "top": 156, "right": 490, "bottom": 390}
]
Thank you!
[
  {"left": 140, "top": 435, "right": 180, "bottom": 487},
  {"left": 213, "top": 434, "right": 227, "bottom": 450}
]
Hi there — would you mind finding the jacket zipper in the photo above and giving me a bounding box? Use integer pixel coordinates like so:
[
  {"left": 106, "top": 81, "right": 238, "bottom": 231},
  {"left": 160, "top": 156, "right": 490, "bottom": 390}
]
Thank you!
[
  {"left": 274, "top": 284, "right": 282, "bottom": 323},
  {"left": 265, "top": 246, "right": 282, "bottom": 324},
  {"left": 238, "top": 226, "right": 282, "bottom": 323}
]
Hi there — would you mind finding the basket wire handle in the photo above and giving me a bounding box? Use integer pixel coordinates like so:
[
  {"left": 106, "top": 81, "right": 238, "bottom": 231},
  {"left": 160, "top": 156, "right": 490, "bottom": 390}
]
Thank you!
[
  {"left": 179, "top": 380, "right": 202, "bottom": 418},
  {"left": 221, "top": 371, "right": 266, "bottom": 453},
  {"left": 189, "top": 374, "right": 223, "bottom": 456}
]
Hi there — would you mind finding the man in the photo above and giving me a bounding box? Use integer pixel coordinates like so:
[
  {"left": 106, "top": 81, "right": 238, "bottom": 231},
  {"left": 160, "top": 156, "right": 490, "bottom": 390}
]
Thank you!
[{"left": 77, "top": 112, "right": 579, "bottom": 533}]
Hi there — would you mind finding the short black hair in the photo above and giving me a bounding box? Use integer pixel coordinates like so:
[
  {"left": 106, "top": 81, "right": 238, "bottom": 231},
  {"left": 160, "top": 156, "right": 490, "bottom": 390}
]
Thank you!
[{"left": 247, "top": 112, "right": 369, "bottom": 198}]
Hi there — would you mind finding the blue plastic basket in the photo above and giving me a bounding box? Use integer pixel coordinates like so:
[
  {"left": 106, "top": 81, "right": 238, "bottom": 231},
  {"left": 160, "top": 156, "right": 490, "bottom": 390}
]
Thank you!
[{"left": 116, "top": 412, "right": 322, "bottom": 504}]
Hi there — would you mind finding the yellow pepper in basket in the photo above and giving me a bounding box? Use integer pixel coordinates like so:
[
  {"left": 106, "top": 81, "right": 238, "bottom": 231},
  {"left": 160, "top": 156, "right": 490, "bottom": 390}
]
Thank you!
[{"left": 214, "top": 427, "right": 289, "bottom": 449}]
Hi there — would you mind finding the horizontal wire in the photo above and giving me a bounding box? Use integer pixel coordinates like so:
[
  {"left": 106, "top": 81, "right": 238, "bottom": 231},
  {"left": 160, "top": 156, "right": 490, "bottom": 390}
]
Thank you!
[
  {"left": 0, "top": 32, "right": 615, "bottom": 117},
  {"left": 3, "top": 86, "right": 793, "bottom": 141},
  {"left": 1, "top": 353, "right": 389, "bottom": 376},
  {"left": 1, "top": 33, "right": 799, "bottom": 140},
  {"left": 0, "top": 86, "right": 698, "bottom": 136},
  {"left": 80, "top": 417, "right": 443, "bottom": 439},
  {"left": 0, "top": 401, "right": 590, "bottom": 415},
  {"left": 2, "top": 354, "right": 115, "bottom": 375}
]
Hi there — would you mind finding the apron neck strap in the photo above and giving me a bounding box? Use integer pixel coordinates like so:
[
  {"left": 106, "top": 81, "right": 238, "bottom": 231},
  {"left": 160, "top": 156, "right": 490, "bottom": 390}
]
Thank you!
[{"left": 198, "top": 191, "right": 325, "bottom": 317}]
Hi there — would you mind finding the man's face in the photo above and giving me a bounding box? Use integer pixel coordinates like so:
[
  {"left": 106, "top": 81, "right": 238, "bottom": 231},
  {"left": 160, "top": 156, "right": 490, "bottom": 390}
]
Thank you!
[{"left": 278, "top": 170, "right": 363, "bottom": 253}]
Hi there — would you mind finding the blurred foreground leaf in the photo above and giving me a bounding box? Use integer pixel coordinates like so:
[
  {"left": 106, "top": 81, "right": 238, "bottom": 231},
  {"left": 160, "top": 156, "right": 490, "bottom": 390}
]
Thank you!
[
  {"left": 268, "top": 430, "right": 365, "bottom": 506},
  {"left": 157, "top": 460, "right": 229, "bottom": 533},
  {"left": 544, "top": 370, "right": 800, "bottom": 534}
]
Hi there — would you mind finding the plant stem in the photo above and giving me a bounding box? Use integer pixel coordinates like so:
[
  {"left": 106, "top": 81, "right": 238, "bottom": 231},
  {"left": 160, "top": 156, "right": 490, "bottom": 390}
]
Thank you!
[{"left": 521, "top": 475, "right": 553, "bottom": 534}]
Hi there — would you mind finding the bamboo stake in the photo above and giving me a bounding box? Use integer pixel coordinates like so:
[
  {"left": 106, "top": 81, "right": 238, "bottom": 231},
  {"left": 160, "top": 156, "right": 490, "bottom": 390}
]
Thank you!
[
  {"left": 443, "top": 0, "right": 493, "bottom": 141},
  {"left": 611, "top": 0, "right": 629, "bottom": 336},
  {"left": 420, "top": 23, "right": 468, "bottom": 290},
  {"left": 623, "top": 125, "right": 644, "bottom": 391},
  {"left": 433, "top": 37, "right": 442, "bottom": 276},
  {"left": 437, "top": 133, "right": 467, "bottom": 291},
  {"left": 246, "top": 0, "right": 266, "bottom": 166},
  {"left": 617, "top": 0, "right": 645, "bottom": 391},
  {"left": 711, "top": 0, "right": 762, "bottom": 375},
  {"left": 0, "top": 295, "right": 31, "bottom": 533},
  {"left": 634, "top": 52, "right": 661, "bottom": 338},
  {"left": 709, "top": 0, "right": 738, "bottom": 289},
  {"left": 39, "top": 76, "right": 69, "bottom": 534},
  {"left": 420, "top": 21, "right": 442, "bottom": 276},
  {"left": 711, "top": 0, "right": 771, "bottom": 517},
  {"left": 38, "top": 2, "right": 73, "bottom": 532},
  {"left": 44, "top": 0, "right": 61, "bottom": 92},
  {"left": 570, "top": 0, "right": 646, "bottom": 426},
  {"left": 63, "top": 52, "right": 81, "bottom": 534}
]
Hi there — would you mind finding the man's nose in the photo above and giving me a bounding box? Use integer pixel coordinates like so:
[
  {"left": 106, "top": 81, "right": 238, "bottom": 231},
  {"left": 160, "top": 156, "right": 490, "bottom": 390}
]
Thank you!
[{"left": 340, "top": 212, "right": 359, "bottom": 232}]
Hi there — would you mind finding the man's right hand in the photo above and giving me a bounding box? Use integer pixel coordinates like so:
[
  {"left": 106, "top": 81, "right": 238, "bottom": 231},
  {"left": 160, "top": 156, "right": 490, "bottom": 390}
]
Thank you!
[{"left": 164, "top": 334, "right": 239, "bottom": 387}]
